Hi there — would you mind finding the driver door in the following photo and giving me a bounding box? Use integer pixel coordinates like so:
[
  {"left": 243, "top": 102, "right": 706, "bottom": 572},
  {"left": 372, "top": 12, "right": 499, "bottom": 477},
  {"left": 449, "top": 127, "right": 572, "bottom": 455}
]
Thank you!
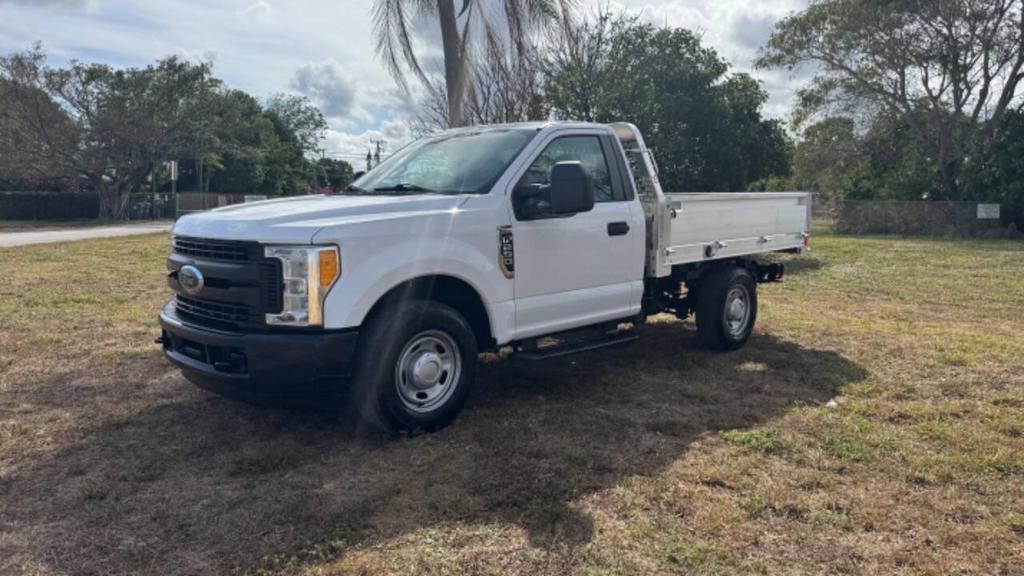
[{"left": 510, "top": 132, "right": 642, "bottom": 339}]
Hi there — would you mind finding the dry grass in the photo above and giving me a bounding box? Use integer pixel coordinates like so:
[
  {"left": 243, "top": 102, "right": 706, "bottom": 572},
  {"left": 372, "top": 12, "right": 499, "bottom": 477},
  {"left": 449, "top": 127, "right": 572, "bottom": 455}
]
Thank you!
[{"left": 0, "top": 231, "right": 1022, "bottom": 576}]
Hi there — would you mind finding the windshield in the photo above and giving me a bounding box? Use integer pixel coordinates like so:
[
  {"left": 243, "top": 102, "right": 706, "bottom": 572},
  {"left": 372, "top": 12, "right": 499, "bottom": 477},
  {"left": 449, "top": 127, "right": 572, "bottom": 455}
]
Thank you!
[{"left": 349, "top": 129, "right": 536, "bottom": 195}]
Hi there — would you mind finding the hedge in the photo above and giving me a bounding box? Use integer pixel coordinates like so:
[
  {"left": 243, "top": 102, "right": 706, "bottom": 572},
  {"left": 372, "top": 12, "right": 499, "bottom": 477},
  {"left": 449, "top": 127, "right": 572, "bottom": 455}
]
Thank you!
[{"left": 0, "top": 191, "right": 100, "bottom": 220}]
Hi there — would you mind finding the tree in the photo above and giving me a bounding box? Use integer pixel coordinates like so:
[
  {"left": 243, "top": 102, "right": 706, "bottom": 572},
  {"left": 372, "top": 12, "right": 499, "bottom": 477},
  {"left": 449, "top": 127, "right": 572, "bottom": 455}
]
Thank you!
[
  {"left": 373, "top": 0, "right": 573, "bottom": 127},
  {"left": 545, "top": 17, "right": 792, "bottom": 192},
  {"left": 0, "top": 77, "right": 75, "bottom": 190},
  {"left": 264, "top": 93, "right": 327, "bottom": 155},
  {"left": 201, "top": 90, "right": 275, "bottom": 194},
  {"left": 963, "top": 109, "right": 1024, "bottom": 227},
  {"left": 790, "top": 118, "right": 866, "bottom": 200},
  {"left": 254, "top": 94, "right": 328, "bottom": 194},
  {"left": 0, "top": 45, "right": 221, "bottom": 218},
  {"left": 541, "top": 8, "right": 628, "bottom": 122},
  {"left": 758, "top": 0, "right": 1024, "bottom": 201},
  {"left": 201, "top": 92, "right": 326, "bottom": 195},
  {"left": 1, "top": 47, "right": 331, "bottom": 212},
  {"left": 315, "top": 157, "right": 355, "bottom": 192}
]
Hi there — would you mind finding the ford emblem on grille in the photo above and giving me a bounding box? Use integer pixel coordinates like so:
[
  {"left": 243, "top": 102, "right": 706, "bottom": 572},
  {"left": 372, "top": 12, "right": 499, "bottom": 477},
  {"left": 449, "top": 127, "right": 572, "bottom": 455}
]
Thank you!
[{"left": 178, "top": 265, "right": 205, "bottom": 295}]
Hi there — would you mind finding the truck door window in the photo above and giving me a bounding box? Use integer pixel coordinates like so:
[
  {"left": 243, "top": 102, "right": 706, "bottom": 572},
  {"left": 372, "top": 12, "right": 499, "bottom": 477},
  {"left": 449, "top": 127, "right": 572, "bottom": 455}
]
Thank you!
[{"left": 519, "top": 136, "right": 614, "bottom": 202}]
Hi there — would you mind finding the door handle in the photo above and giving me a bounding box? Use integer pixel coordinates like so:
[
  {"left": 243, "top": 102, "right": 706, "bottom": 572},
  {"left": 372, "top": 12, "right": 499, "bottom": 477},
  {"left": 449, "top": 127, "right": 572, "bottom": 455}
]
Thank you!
[{"left": 607, "top": 221, "right": 630, "bottom": 236}]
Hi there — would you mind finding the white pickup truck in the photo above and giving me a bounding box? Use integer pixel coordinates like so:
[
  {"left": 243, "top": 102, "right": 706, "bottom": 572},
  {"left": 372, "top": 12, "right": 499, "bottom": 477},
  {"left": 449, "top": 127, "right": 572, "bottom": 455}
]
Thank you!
[{"left": 158, "top": 122, "right": 810, "bottom": 431}]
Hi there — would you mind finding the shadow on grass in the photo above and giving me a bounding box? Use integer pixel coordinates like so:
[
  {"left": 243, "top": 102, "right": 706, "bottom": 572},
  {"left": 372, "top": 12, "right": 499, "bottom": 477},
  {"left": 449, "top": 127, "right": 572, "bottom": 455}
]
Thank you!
[
  {"left": 778, "top": 255, "right": 824, "bottom": 276},
  {"left": 0, "top": 321, "right": 867, "bottom": 575}
]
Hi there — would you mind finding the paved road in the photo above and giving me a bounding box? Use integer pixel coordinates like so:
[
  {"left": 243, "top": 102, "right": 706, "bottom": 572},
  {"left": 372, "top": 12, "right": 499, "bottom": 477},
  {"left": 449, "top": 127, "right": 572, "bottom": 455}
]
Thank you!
[{"left": 0, "top": 222, "right": 172, "bottom": 248}]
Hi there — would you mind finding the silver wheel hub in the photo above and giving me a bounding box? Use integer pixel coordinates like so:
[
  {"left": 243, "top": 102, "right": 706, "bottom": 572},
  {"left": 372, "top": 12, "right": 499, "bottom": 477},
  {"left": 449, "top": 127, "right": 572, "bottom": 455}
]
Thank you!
[
  {"left": 395, "top": 330, "right": 462, "bottom": 413},
  {"left": 724, "top": 285, "right": 751, "bottom": 337},
  {"left": 411, "top": 353, "right": 443, "bottom": 388}
]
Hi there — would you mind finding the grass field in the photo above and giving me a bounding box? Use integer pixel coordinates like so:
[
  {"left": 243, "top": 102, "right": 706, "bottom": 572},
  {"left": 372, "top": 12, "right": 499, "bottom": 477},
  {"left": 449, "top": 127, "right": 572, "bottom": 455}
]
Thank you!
[{"left": 0, "top": 231, "right": 1022, "bottom": 575}]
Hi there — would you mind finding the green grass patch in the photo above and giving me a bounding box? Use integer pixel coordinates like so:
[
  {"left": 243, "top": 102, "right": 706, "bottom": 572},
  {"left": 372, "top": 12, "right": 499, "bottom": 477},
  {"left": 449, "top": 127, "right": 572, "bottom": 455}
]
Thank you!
[
  {"left": 1003, "top": 513, "right": 1024, "bottom": 537},
  {"left": 721, "top": 428, "right": 787, "bottom": 454}
]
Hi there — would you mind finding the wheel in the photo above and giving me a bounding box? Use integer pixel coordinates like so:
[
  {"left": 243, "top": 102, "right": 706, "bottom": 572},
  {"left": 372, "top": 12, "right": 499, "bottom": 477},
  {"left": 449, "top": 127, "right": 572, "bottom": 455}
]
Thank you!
[
  {"left": 695, "top": 266, "right": 757, "bottom": 351},
  {"left": 352, "top": 300, "right": 478, "bottom": 432}
]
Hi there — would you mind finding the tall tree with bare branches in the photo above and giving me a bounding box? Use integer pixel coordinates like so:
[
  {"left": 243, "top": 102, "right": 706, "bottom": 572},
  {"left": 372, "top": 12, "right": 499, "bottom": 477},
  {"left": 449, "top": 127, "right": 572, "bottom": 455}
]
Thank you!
[
  {"left": 758, "top": 0, "right": 1024, "bottom": 200},
  {"left": 373, "top": 0, "right": 574, "bottom": 127}
]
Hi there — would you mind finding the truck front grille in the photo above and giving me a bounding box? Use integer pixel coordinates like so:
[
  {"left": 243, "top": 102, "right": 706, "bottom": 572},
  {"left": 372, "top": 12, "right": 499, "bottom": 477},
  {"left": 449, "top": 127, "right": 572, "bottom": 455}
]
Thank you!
[
  {"left": 175, "top": 295, "right": 257, "bottom": 327},
  {"left": 169, "top": 236, "right": 283, "bottom": 329},
  {"left": 173, "top": 236, "right": 254, "bottom": 262}
]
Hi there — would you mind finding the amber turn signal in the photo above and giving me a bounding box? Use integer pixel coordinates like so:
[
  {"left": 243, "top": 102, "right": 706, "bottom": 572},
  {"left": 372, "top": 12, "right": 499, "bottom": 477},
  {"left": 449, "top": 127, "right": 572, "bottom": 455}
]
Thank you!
[{"left": 318, "top": 248, "right": 340, "bottom": 288}]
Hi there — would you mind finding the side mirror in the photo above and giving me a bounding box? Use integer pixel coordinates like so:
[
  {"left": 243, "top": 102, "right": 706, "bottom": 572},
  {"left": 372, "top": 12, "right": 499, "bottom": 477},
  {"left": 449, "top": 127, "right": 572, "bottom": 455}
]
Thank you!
[
  {"left": 513, "top": 161, "right": 595, "bottom": 220},
  {"left": 548, "top": 161, "right": 594, "bottom": 216}
]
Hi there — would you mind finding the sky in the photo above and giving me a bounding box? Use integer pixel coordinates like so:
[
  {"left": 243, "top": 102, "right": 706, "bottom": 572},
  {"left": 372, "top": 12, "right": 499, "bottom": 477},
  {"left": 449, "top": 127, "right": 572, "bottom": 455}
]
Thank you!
[{"left": 0, "top": 0, "right": 810, "bottom": 163}]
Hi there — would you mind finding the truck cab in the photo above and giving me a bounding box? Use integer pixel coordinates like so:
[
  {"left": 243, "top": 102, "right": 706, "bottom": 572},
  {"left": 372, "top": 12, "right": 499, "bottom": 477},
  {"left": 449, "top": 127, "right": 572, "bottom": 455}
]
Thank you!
[{"left": 159, "top": 121, "right": 809, "bottom": 431}]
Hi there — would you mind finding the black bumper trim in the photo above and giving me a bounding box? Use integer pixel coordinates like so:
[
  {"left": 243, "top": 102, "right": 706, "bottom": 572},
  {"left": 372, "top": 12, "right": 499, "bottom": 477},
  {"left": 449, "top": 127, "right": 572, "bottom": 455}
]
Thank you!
[{"left": 158, "top": 301, "right": 359, "bottom": 407}]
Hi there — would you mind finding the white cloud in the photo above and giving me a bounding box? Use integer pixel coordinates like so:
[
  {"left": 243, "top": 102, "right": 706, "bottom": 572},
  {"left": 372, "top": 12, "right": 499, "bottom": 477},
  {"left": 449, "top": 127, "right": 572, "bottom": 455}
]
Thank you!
[
  {"left": 291, "top": 60, "right": 357, "bottom": 119},
  {"left": 380, "top": 119, "right": 409, "bottom": 141},
  {"left": 237, "top": 0, "right": 272, "bottom": 18}
]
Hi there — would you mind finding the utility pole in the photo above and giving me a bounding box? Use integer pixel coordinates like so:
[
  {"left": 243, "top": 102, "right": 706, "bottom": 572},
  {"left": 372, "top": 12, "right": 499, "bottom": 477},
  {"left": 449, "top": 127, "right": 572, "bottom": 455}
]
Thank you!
[
  {"left": 196, "top": 157, "right": 205, "bottom": 210},
  {"left": 365, "top": 149, "right": 373, "bottom": 172},
  {"left": 170, "top": 160, "right": 178, "bottom": 220},
  {"left": 371, "top": 139, "right": 385, "bottom": 168}
]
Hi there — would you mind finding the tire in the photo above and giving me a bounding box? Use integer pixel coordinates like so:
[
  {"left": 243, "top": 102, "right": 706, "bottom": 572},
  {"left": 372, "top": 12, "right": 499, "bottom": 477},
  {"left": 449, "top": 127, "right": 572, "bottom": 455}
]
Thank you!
[
  {"left": 352, "top": 300, "right": 478, "bottom": 432},
  {"left": 695, "top": 265, "right": 758, "bottom": 351}
]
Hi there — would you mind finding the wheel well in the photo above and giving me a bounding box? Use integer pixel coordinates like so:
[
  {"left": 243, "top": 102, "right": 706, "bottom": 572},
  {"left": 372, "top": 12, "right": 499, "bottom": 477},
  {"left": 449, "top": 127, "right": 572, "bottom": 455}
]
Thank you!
[
  {"left": 643, "top": 259, "right": 758, "bottom": 319},
  {"left": 364, "top": 275, "right": 495, "bottom": 350}
]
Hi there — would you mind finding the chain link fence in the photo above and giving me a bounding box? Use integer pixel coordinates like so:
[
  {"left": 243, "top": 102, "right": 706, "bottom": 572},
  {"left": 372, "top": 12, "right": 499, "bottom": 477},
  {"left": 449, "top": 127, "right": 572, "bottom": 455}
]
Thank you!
[{"left": 813, "top": 199, "right": 1012, "bottom": 238}]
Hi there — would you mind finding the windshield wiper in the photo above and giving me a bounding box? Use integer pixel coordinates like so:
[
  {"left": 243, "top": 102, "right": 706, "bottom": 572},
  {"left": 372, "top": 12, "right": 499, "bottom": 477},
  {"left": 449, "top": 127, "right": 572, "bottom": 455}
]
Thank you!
[
  {"left": 372, "top": 183, "right": 437, "bottom": 194},
  {"left": 341, "top": 184, "right": 368, "bottom": 194}
]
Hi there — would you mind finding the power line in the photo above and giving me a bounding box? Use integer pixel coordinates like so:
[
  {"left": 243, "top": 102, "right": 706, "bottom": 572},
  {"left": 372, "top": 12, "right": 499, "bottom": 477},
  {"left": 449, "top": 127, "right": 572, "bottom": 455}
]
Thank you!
[{"left": 322, "top": 152, "right": 392, "bottom": 159}]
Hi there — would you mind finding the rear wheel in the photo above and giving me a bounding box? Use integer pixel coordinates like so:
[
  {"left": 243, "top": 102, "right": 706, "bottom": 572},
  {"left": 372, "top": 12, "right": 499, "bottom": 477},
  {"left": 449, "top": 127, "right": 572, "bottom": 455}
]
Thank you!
[
  {"left": 353, "top": 300, "right": 478, "bottom": 432},
  {"left": 695, "top": 266, "right": 757, "bottom": 350}
]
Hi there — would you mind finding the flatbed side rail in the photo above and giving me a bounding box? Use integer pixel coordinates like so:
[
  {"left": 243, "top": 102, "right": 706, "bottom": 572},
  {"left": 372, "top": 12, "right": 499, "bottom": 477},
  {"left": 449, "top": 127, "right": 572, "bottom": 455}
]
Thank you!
[{"left": 661, "top": 191, "right": 811, "bottom": 267}]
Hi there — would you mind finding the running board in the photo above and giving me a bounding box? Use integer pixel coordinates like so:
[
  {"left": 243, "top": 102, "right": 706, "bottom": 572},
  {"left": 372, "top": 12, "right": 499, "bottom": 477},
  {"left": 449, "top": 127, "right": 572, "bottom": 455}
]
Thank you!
[{"left": 517, "top": 332, "right": 638, "bottom": 361}]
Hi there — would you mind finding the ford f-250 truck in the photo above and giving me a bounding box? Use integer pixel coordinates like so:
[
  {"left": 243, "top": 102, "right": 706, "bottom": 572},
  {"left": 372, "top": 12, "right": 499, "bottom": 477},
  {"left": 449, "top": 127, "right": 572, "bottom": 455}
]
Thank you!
[{"left": 158, "top": 122, "right": 810, "bottom": 431}]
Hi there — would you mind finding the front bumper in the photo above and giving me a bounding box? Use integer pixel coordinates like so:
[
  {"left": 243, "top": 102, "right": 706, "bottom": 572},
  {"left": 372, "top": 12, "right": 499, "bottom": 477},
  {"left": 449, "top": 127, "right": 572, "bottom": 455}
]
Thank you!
[{"left": 158, "top": 301, "right": 359, "bottom": 407}]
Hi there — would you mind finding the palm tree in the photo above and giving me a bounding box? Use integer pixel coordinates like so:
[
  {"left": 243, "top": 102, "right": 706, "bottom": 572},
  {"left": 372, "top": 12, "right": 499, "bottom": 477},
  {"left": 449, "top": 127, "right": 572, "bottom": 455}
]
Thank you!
[{"left": 373, "top": 0, "right": 574, "bottom": 127}]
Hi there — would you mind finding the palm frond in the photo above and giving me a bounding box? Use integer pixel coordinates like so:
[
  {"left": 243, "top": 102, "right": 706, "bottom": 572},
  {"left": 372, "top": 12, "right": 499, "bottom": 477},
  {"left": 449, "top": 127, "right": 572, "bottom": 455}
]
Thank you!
[{"left": 372, "top": 0, "right": 432, "bottom": 92}]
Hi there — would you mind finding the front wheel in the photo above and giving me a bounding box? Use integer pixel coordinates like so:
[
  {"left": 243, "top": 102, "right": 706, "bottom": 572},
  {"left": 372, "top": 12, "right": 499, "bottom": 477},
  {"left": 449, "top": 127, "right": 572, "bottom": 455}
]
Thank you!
[
  {"left": 695, "top": 266, "right": 758, "bottom": 351},
  {"left": 352, "top": 300, "right": 478, "bottom": 432}
]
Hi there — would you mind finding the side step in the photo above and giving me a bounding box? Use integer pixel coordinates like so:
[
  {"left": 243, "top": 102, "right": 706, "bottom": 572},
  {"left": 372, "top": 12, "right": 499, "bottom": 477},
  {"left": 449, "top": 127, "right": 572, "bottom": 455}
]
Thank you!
[{"left": 516, "top": 331, "right": 638, "bottom": 361}]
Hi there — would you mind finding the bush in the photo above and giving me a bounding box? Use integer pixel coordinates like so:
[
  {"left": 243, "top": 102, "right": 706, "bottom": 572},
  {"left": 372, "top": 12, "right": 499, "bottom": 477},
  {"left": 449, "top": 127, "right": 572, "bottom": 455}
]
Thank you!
[{"left": 0, "top": 191, "right": 99, "bottom": 220}]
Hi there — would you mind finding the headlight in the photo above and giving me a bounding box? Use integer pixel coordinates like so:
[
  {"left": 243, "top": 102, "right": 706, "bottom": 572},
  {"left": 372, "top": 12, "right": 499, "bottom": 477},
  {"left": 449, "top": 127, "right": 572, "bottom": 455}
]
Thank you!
[{"left": 263, "top": 245, "right": 340, "bottom": 327}]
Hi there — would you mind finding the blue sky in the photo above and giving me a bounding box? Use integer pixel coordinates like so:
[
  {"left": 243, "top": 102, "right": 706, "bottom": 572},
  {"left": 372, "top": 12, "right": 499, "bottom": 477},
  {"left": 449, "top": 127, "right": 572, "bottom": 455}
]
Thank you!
[{"left": 0, "top": 0, "right": 809, "bottom": 161}]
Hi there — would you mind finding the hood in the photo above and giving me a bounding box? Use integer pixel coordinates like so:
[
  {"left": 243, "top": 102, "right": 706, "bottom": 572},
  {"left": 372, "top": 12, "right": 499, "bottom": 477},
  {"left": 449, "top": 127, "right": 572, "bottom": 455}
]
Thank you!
[{"left": 172, "top": 193, "right": 468, "bottom": 243}]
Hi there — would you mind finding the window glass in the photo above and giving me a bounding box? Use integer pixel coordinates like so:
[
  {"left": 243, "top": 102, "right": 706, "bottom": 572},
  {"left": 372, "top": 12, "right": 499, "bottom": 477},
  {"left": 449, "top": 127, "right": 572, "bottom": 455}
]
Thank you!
[
  {"left": 518, "top": 136, "right": 614, "bottom": 202},
  {"left": 353, "top": 129, "right": 535, "bottom": 194}
]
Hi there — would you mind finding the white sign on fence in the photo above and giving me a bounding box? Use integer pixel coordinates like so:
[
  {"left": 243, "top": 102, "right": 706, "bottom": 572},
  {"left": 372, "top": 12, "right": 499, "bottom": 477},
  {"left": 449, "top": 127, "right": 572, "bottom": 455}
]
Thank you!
[
  {"left": 244, "top": 195, "right": 268, "bottom": 203},
  {"left": 977, "top": 203, "right": 1000, "bottom": 219}
]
